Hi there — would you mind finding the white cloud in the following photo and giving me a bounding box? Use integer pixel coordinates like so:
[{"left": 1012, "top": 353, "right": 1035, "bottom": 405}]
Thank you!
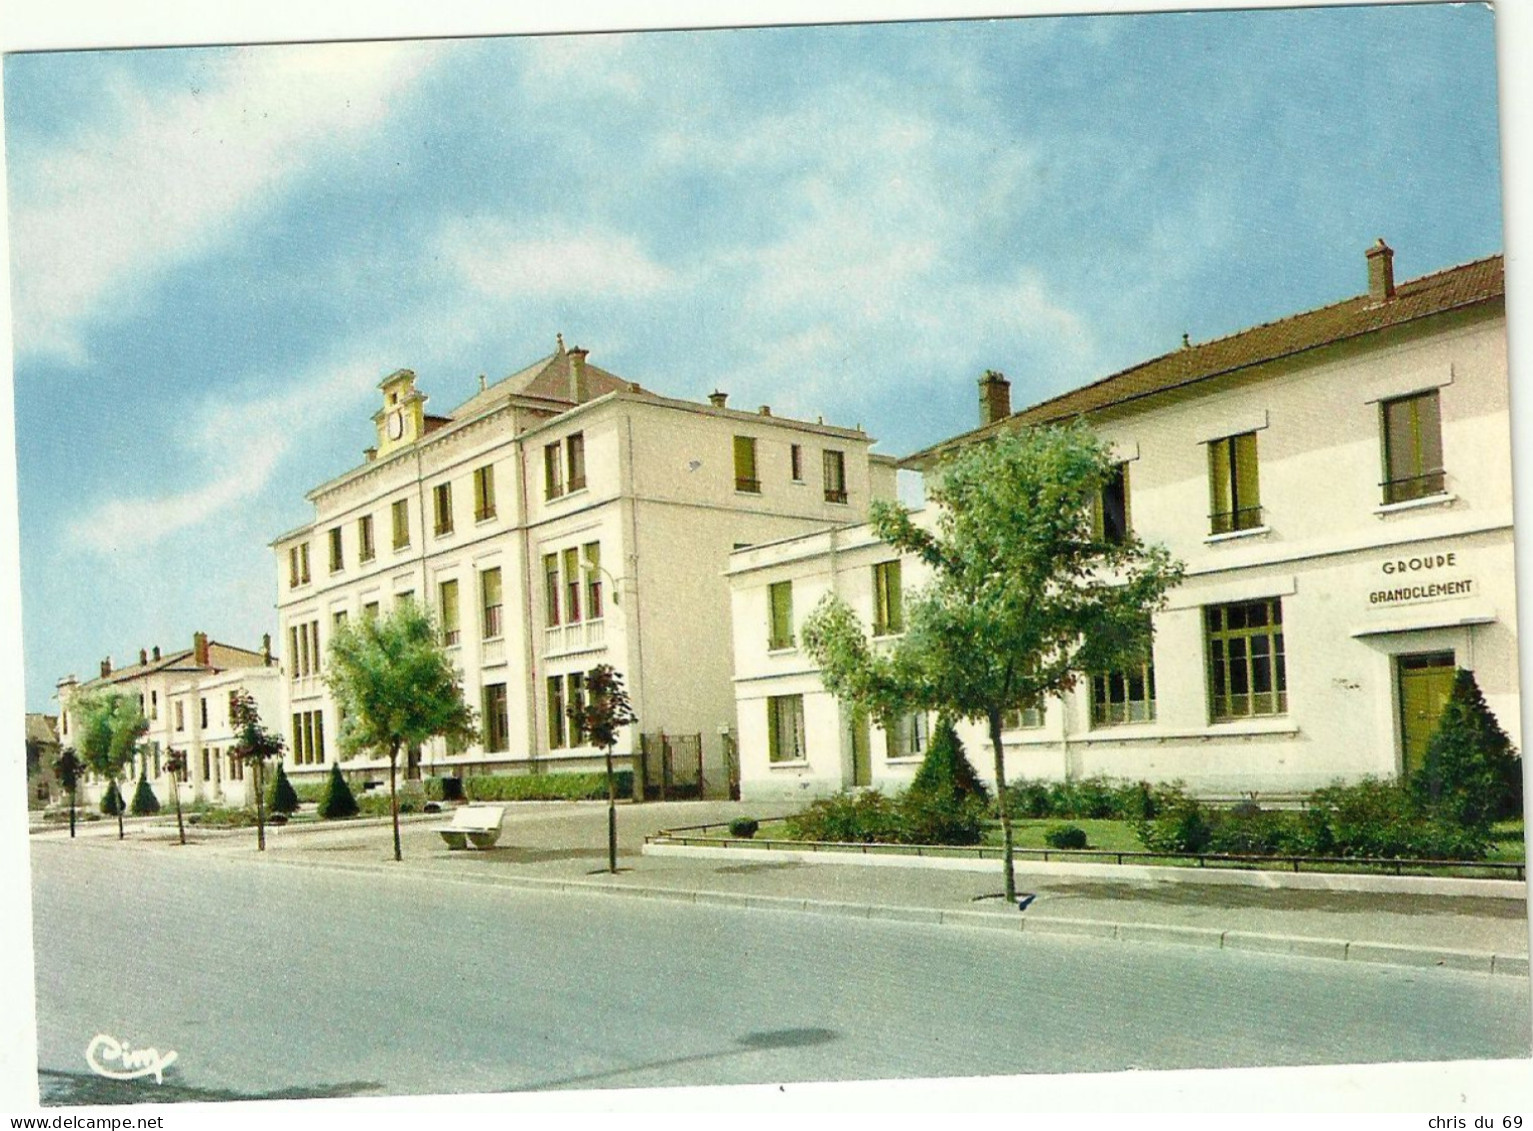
[
  {"left": 9, "top": 40, "right": 437, "bottom": 362},
  {"left": 439, "top": 219, "right": 677, "bottom": 301}
]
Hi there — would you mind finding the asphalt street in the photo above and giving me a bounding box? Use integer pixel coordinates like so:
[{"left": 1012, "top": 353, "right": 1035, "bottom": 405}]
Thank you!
[{"left": 27, "top": 837, "right": 1532, "bottom": 1106}]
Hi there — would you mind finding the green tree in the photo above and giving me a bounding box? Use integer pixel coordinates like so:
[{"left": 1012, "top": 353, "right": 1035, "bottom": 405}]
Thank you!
[
  {"left": 803, "top": 421, "right": 1184, "bottom": 902},
  {"left": 567, "top": 664, "right": 638, "bottom": 873},
  {"left": 72, "top": 691, "right": 148, "bottom": 841},
  {"left": 53, "top": 748, "right": 83, "bottom": 838},
  {"left": 230, "top": 690, "right": 284, "bottom": 852},
  {"left": 163, "top": 748, "right": 188, "bottom": 845},
  {"left": 325, "top": 603, "right": 477, "bottom": 861},
  {"left": 1412, "top": 669, "right": 1523, "bottom": 828},
  {"left": 317, "top": 763, "right": 359, "bottom": 820},
  {"left": 130, "top": 771, "right": 161, "bottom": 816},
  {"left": 267, "top": 761, "right": 300, "bottom": 815}
]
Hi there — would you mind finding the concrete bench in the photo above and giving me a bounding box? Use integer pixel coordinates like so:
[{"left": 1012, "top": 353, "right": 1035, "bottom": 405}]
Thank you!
[{"left": 438, "top": 805, "right": 505, "bottom": 850}]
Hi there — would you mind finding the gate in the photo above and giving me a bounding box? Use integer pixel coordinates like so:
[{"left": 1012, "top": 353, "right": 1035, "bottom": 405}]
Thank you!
[{"left": 638, "top": 732, "right": 704, "bottom": 800}]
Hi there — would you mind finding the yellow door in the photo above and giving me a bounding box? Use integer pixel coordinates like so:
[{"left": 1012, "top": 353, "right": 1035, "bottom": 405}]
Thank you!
[
  {"left": 1397, "top": 652, "right": 1456, "bottom": 777},
  {"left": 850, "top": 709, "right": 872, "bottom": 787}
]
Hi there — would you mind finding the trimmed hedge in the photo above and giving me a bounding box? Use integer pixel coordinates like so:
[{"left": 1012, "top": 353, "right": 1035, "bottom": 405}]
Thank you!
[
  {"left": 463, "top": 771, "right": 635, "bottom": 802},
  {"left": 784, "top": 788, "right": 987, "bottom": 846},
  {"left": 267, "top": 763, "right": 300, "bottom": 815},
  {"left": 1044, "top": 823, "right": 1088, "bottom": 849},
  {"left": 130, "top": 775, "right": 161, "bottom": 816},
  {"left": 317, "top": 763, "right": 359, "bottom": 820},
  {"left": 1005, "top": 776, "right": 1173, "bottom": 822},
  {"left": 100, "top": 781, "right": 124, "bottom": 816}
]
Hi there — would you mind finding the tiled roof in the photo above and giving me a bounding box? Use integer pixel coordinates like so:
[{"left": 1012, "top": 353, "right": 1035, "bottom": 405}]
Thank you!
[
  {"left": 447, "top": 347, "right": 631, "bottom": 423},
  {"left": 907, "top": 254, "right": 1504, "bottom": 465},
  {"left": 74, "top": 641, "right": 269, "bottom": 692},
  {"left": 25, "top": 714, "right": 58, "bottom": 745}
]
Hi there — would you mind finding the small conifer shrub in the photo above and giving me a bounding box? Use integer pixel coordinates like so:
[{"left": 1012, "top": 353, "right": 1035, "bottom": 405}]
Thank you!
[
  {"left": 100, "top": 780, "right": 124, "bottom": 816},
  {"left": 1413, "top": 669, "right": 1523, "bottom": 827},
  {"left": 129, "top": 774, "right": 161, "bottom": 816},
  {"left": 268, "top": 762, "right": 300, "bottom": 815},
  {"left": 908, "top": 716, "right": 989, "bottom": 803},
  {"left": 1044, "top": 823, "right": 1088, "bottom": 849},
  {"left": 317, "top": 763, "right": 359, "bottom": 820}
]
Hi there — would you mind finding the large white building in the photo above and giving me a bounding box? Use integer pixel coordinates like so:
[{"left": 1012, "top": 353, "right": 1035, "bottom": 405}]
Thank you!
[
  {"left": 55, "top": 633, "right": 283, "bottom": 808},
  {"left": 273, "top": 339, "right": 897, "bottom": 793},
  {"left": 730, "top": 243, "right": 1516, "bottom": 803}
]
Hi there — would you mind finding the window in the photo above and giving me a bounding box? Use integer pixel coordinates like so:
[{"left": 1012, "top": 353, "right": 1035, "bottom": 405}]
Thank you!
[
  {"left": 563, "top": 547, "right": 583, "bottom": 623},
  {"left": 1206, "top": 599, "right": 1287, "bottom": 720},
  {"left": 200, "top": 697, "right": 208, "bottom": 729},
  {"left": 768, "top": 581, "right": 794, "bottom": 650},
  {"left": 174, "top": 702, "right": 184, "bottom": 732},
  {"left": 328, "top": 526, "right": 344, "bottom": 573},
  {"left": 543, "top": 554, "right": 561, "bottom": 627},
  {"left": 823, "top": 450, "right": 848, "bottom": 504},
  {"left": 440, "top": 580, "right": 460, "bottom": 646},
  {"left": 481, "top": 567, "right": 503, "bottom": 639},
  {"left": 201, "top": 749, "right": 210, "bottom": 780},
  {"left": 873, "top": 560, "right": 903, "bottom": 636},
  {"left": 734, "top": 436, "right": 760, "bottom": 493},
  {"left": 544, "top": 442, "right": 564, "bottom": 500},
  {"left": 149, "top": 691, "right": 158, "bottom": 720},
  {"left": 886, "top": 712, "right": 928, "bottom": 760},
  {"left": 1091, "top": 628, "right": 1156, "bottom": 726},
  {"left": 547, "top": 677, "right": 567, "bottom": 749},
  {"left": 483, "top": 684, "right": 509, "bottom": 752},
  {"left": 767, "top": 694, "right": 807, "bottom": 763},
  {"left": 363, "top": 601, "right": 380, "bottom": 620},
  {"left": 433, "top": 482, "right": 453, "bottom": 536},
  {"left": 300, "top": 543, "right": 310, "bottom": 583},
  {"left": 1003, "top": 702, "right": 1046, "bottom": 730},
  {"left": 392, "top": 499, "right": 410, "bottom": 549},
  {"left": 790, "top": 444, "right": 804, "bottom": 481},
  {"left": 584, "top": 543, "right": 603, "bottom": 619},
  {"left": 474, "top": 465, "right": 497, "bottom": 521},
  {"left": 567, "top": 671, "right": 587, "bottom": 744},
  {"left": 358, "top": 515, "right": 376, "bottom": 563},
  {"left": 289, "top": 543, "right": 311, "bottom": 587},
  {"left": 333, "top": 610, "right": 348, "bottom": 632},
  {"left": 566, "top": 433, "right": 586, "bottom": 491},
  {"left": 1381, "top": 390, "right": 1446, "bottom": 504},
  {"left": 289, "top": 710, "right": 326, "bottom": 765},
  {"left": 1094, "top": 462, "right": 1131, "bottom": 545},
  {"left": 227, "top": 749, "right": 242, "bottom": 781},
  {"left": 1208, "top": 432, "right": 1261, "bottom": 534}
]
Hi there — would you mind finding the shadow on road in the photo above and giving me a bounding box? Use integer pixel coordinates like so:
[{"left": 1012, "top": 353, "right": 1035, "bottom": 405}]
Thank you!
[
  {"left": 1039, "top": 881, "right": 1528, "bottom": 917},
  {"left": 524, "top": 1027, "right": 840, "bottom": 1091},
  {"left": 38, "top": 1069, "right": 385, "bottom": 1107}
]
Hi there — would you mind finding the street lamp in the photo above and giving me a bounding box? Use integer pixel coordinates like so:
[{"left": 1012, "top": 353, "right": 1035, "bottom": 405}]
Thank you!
[{"left": 578, "top": 560, "right": 628, "bottom": 608}]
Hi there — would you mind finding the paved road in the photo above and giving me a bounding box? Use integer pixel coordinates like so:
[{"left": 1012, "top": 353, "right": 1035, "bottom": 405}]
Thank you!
[{"left": 27, "top": 839, "right": 1531, "bottom": 1106}]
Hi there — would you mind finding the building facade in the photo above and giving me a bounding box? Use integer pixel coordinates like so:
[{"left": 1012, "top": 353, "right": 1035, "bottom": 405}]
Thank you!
[
  {"left": 55, "top": 632, "right": 282, "bottom": 808},
  {"left": 273, "top": 339, "right": 896, "bottom": 790},
  {"left": 731, "top": 243, "right": 1517, "bottom": 803}
]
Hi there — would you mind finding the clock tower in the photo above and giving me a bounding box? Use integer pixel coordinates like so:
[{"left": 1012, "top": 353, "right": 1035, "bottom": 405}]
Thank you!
[{"left": 372, "top": 369, "right": 427, "bottom": 459}]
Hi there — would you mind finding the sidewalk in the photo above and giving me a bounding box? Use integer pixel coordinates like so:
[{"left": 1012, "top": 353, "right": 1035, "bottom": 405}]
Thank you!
[{"left": 33, "top": 799, "right": 1531, "bottom": 974}]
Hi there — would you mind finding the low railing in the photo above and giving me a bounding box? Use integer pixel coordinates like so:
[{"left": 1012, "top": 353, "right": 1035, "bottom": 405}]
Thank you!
[
  {"left": 545, "top": 617, "right": 606, "bottom": 656},
  {"left": 646, "top": 825, "right": 1525, "bottom": 880}
]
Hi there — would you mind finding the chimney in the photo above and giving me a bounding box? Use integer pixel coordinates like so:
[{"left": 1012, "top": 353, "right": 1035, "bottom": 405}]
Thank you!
[
  {"left": 478, "top": 374, "right": 487, "bottom": 392},
  {"left": 1366, "top": 238, "right": 1395, "bottom": 302},
  {"left": 262, "top": 633, "right": 272, "bottom": 665},
  {"left": 100, "top": 657, "right": 112, "bottom": 678},
  {"left": 152, "top": 645, "right": 161, "bottom": 661},
  {"left": 568, "top": 347, "right": 590, "bottom": 404},
  {"left": 364, "top": 447, "right": 377, "bottom": 463},
  {"left": 193, "top": 632, "right": 209, "bottom": 666},
  {"left": 758, "top": 405, "right": 772, "bottom": 416},
  {"left": 708, "top": 390, "right": 729, "bottom": 409},
  {"left": 979, "top": 370, "right": 1012, "bottom": 426},
  {"left": 139, "top": 648, "right": 148, "bottom": 666}
]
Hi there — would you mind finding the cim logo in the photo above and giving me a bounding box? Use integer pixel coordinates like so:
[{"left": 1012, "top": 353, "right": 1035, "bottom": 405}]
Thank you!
[{"left": 85, "top": 1033, "right": 178, "bottom": 1084}]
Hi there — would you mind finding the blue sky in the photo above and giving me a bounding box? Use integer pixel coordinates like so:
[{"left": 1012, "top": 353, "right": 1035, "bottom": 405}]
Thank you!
[{"left": 2, "top": 4, "right": 1506, "bottom": 712}]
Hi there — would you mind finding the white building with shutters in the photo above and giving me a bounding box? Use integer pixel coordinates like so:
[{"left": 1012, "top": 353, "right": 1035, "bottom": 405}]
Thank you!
[
  {"left": 730, "top": 243, "right": 1518, "bottom": 803},
  {"left": 272, "top": 338, "right": 897, "bottom": 792}
]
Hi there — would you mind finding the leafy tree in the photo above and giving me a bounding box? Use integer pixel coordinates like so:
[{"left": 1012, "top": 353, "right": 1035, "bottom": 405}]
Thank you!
[
  {"left": 230, "top": 690, "right": 284, "bottom": 852},
  {"left": 318, "top": 763, "right": 359, "bottom": 820},
  {"left": 163, "top": 749, "right": 188, "bottom": 845},
  {"left": 567, "top": 664, "right": 638, "bottom": 873},
  {"left": 804, "top": 421, "right": 1184, "bottom": 901},
  {"left": 53, "top": 748, "right": 83, "bottom": 838},
  {"left": 268, "top": 761, "right": 300, "bottom": 815},
  {"left": 130, "top": 771, "right": 161, "bottom": 816},
  {"left": 1412, "top": 669, "right": 1523, "bottom": 828},
  {"left": 73, "top": 691, "right": 148, "bottom": 841},
  {"left": 325, "top": 603, "right": 477, "bottom": 861}
]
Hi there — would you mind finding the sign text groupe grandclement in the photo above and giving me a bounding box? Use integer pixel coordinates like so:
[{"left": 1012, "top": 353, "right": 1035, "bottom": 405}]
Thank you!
[{"left": 1370, "top": 551, "right": 1473, "bottom": 606}]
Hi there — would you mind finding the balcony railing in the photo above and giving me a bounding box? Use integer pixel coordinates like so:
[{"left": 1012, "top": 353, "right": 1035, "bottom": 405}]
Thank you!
[
  {"left": 824, "top": 488, "right": 848, "bottom": 504},
  {"left": 475, "top": 507, "right": 496, "bottom": 522},
  {"left": 481, "top": 637, "right": 506, "bottom": 668},
  {"left": 442, "top": 628, "right": 461, "bottom": 647},
  {"left": 544, "top": 617, "right": 606, "bottom": 656},
  {"left": 1209, "top": 505, "right": 1263, "bottom": 536},
  {"left": 1382, "top": 470, "right": 1447, "bottom": 505},
  {"left": 735, "top": 477, "right": 761, "bottom": 494}
]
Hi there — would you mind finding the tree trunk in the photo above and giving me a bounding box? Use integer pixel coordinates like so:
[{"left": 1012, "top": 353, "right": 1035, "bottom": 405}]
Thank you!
[
  {"left": 173, "top": 781, "right": 185, "bottom": 846},
  {"left": 389, "top": 743, "right": 402, "bottom": 863},
  {"left": 255, "top": 759, "right": 267, "bottom": 852},
  {"left": 989, "top": 708, "right": 1016, "bottom": 903},
  {"left": 605, "top": 744, "right": 618, "bottom": 874},
  {"left": 68, "top": 787, "right": 76, "bottom": 839},
  {"left": 116, "top": 777, "right": 124, "bottom": 841}
]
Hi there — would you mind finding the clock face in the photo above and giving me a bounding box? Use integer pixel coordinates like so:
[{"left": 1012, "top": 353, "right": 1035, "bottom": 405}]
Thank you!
[{"left": 387, "top": 411, "right": 404, "bottom": 441}]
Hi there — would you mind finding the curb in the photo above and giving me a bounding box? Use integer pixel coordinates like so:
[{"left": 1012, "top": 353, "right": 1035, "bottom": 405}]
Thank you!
[
  {"left": 40, "top": 838, "right": 1528, "bottom": 977},
  {"left": 641, "top": 840, "right": 1530, "bottom": 900}
]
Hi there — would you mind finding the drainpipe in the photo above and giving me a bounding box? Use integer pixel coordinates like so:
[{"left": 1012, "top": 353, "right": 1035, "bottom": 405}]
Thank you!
[
  {"left": 518, "top": 433, "right": 540, "bottom": 773},
  {"left": 623, "top": 413, "right": 647, "bottom": 781}
]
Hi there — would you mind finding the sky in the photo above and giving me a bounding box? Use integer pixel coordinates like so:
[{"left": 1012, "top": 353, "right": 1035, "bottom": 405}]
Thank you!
[{"left": 2, "top": 3, "right": 1508, "bottom": 712}]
